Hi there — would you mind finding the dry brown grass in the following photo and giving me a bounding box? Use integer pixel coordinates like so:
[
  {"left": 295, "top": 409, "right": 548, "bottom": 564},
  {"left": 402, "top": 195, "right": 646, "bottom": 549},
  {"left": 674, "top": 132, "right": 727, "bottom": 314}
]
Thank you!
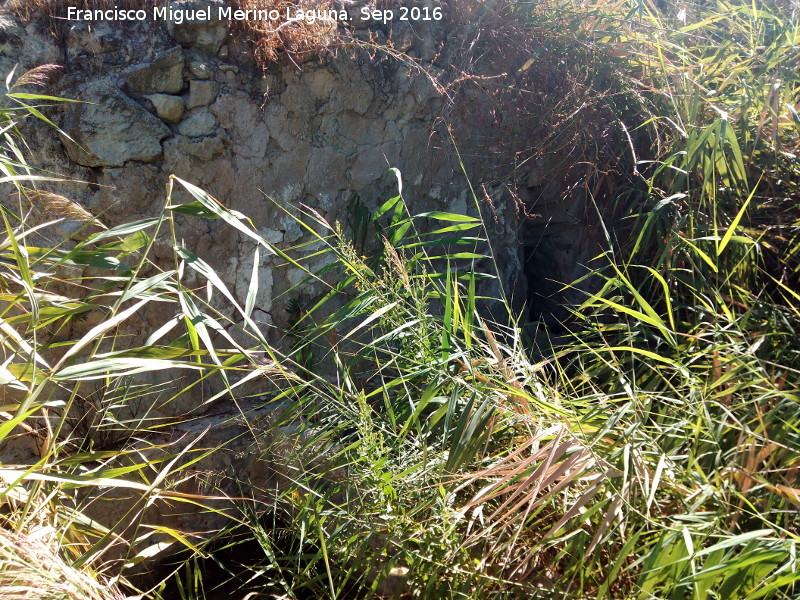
[
  {"left": 0, "top": 528, "right": 126, "bottom": 600},
  {"left": 5, "top": 0, "right": 340, "bottom": 67},
  {"left": 233, "top": 0, "right": 337, "bottom": 66}
]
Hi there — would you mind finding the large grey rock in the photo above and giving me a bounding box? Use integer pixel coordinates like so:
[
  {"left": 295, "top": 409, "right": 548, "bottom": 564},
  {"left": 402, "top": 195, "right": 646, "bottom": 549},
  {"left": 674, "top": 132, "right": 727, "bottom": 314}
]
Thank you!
[
  {"left": 177, "top": 108, "right": 217, "bottom": 137},
  {"left": 123, "top": 46, "right": 185, "bottom": 95},
  {"left": 187, "top": 79, "right": 218, "bottom": 109},
  {"left": 59, "top": 80, "right": 171, "bottom": 167},
  {"left": 145, "top": 93, "right": 185, "bottom": 123},
  {"left": 168, "top": 0, "right": 229, "bottom": 53},
  {"left": 168, "top": 133, "right": 226, "bottom": 162}
]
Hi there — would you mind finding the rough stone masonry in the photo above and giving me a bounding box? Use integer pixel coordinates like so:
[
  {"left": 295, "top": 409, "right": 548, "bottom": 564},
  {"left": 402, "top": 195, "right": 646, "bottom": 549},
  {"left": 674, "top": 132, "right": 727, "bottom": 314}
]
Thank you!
[
  {"left": 1, "top": 0, "right": 525, "bottom": 335},
  {"left": 0, "top": 0, "right": 601, "bottom": 351}
]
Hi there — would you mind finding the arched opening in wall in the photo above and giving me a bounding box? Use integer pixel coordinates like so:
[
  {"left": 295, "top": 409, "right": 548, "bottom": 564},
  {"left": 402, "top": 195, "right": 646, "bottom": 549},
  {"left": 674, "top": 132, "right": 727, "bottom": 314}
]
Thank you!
[
  {"left": 513, "top": 170, "right": 628, "bottom": 338},
  {"left": 522, "top": 230, "right": 573, "bottom": 329},
  {"left": 519, "top": 214, "right": 604, "bottom": 333}
]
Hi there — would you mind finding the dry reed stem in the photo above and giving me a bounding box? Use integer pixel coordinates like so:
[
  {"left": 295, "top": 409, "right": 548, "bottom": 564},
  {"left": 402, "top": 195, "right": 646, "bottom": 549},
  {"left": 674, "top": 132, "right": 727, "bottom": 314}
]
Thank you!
[{"left": 0, "top": 529, "right": 127, "bottom": 600}]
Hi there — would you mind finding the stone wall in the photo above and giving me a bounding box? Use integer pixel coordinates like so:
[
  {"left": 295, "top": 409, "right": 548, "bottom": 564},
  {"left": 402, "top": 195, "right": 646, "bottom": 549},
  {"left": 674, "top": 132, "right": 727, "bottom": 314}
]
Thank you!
[
  {"left": 0, "top": 0, "right": 607, "bottom": 367},
  {"left": 1, "top": 0, "right": 529, "bottom": 330}
]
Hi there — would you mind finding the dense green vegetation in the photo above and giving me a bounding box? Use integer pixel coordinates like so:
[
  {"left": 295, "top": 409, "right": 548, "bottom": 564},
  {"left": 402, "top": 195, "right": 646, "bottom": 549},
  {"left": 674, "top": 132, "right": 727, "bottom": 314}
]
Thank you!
[{"left": 1, "top": 0, "right": 799, "bottom": 598}]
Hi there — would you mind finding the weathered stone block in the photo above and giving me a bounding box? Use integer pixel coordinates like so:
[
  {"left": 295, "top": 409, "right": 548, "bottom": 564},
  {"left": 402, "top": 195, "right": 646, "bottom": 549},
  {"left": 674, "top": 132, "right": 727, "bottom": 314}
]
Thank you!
[
  {"left": 188, "top": 59, "right": 212, "bottom": 79},
  {"left": 177, "top": 108, "right": 218, "bottom": 138},
  {"left": 59, "top": 80, "right": 170, "bottom": 167},
  {"left": 168, "top": 0, "right": 229, "bottom": 53},
  {"left": 187, "top": 79, "right": 218, "bottom": 109},
  {"left": 145, "top": 93, "right": 185, "bottom": 123},
  {"left": 123, "top": 46, "right": 185, "bottom": 95}
]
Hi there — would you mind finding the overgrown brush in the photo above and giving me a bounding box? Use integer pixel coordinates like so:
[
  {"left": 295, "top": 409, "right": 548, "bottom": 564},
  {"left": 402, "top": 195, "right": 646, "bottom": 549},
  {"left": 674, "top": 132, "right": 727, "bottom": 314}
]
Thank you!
[
  {"left": 221, "top": 0, "right": 800, "bottom": 597},
  {"left": 1, "top": 1, "right": 800, "bottom": 599}
]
